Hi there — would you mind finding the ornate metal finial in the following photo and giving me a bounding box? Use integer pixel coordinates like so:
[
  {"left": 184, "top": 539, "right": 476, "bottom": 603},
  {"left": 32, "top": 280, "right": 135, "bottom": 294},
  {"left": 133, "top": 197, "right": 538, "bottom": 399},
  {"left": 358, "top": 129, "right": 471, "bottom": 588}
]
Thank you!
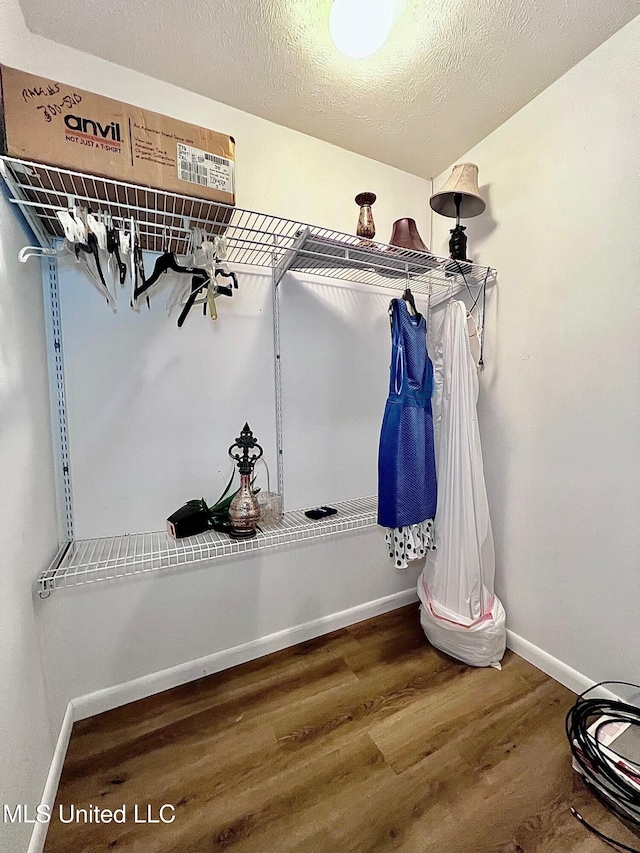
[{"left": 228, "top": 423, "right": 263, "bottom": 475}]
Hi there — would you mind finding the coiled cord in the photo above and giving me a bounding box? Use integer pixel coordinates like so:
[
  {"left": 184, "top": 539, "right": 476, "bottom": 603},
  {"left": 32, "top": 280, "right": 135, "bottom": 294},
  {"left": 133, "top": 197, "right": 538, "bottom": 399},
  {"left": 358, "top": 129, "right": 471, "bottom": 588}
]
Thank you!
[{"left": 566, "top": 681, "right": 640, "bottom": 852}]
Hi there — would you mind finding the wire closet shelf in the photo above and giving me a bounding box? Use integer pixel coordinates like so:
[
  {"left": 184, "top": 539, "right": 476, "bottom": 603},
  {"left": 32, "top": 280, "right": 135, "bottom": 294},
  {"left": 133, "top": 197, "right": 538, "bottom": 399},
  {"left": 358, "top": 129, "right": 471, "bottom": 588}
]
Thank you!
[
  {"left": 39, "top": 496, "right": 377, "bottom": 594},
  {"left": 0, "top": 158, "right": 496, "bottom": 594},
  {"left": 0, "top": 156, "right": 495, "bottom": 295}
]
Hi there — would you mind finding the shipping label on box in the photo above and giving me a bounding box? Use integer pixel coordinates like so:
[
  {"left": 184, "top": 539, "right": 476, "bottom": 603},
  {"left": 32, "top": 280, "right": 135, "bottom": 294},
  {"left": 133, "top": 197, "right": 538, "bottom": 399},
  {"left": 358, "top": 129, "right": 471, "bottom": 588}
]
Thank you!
[{"left": 0, "top": 65, "right": 235, "bottom": 206}]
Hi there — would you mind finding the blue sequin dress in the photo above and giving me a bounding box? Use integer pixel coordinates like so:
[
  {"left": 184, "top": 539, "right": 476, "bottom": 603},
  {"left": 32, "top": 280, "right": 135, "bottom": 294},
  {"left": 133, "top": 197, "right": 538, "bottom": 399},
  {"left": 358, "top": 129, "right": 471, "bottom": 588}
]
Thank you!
[{"left": 378, "top": 298, "right": 437, "bottom": 567}]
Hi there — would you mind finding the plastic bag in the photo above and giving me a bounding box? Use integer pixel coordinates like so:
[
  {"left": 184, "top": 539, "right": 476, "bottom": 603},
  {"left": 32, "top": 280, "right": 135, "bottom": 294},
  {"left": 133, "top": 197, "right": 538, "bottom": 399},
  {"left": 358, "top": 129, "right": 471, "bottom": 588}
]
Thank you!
[
  {"left": 418, "top": 300, "right": 506, "bottom": 668},
  {"left": 417, "top": 579, "right": 506, "bottom": 668}
]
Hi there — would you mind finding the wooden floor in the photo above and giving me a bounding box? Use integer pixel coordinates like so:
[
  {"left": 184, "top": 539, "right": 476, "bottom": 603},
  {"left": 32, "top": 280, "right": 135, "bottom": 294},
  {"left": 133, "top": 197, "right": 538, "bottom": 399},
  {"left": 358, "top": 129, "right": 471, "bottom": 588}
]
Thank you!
[{"left": 45, "top": 605, "right": 638, "bottom": 852}]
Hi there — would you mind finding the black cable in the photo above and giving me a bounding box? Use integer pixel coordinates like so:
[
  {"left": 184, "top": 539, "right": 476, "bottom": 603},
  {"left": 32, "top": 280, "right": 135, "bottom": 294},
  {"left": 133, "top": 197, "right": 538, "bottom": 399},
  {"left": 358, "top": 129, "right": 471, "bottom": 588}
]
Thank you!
[
  {"left": 566, "top": 681, "right": 640, "bottom": 852},
  {"left": 571, "top": 807, "right": 640, "bottom": 853},
  {"left": 447, "top": 258, "right": 478, "bottom": 308},
  {"left": 478, "top": 268, "right": 489, "bottom": 368}
]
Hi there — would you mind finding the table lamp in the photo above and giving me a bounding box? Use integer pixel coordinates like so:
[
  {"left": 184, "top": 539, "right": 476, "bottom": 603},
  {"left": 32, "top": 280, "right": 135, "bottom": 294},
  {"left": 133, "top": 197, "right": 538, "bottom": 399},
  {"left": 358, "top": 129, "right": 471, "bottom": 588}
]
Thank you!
[{"left": 429, "top": 163, "right": 486, "bottom": 262}]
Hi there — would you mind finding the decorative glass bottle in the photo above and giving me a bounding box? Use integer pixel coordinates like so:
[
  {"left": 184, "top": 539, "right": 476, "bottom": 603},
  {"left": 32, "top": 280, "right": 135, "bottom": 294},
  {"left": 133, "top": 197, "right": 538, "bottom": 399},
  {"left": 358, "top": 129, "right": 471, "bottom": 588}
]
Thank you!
[{"left": 228, "top": 423, "right": 263, "bottom": 539}]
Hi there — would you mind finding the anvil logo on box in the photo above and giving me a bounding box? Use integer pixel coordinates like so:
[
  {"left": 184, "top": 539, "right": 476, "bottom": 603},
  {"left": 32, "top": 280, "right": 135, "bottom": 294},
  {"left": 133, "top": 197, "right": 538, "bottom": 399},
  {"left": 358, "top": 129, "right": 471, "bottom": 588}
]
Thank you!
[{"left": 64, "top": 114, "right": 122, "bottom": 144}]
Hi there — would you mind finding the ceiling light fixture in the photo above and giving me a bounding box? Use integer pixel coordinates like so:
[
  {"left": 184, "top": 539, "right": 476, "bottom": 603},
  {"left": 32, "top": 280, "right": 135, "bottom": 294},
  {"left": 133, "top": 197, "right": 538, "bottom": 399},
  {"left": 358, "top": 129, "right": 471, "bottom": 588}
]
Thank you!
[{"left": 329, "top": 0, "right": 398, "bottom": 59}]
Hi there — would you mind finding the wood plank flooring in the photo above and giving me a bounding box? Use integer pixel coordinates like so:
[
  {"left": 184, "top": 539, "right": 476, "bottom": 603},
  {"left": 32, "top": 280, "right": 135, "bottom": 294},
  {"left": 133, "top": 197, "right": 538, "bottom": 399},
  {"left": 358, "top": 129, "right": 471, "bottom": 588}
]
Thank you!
[{"left": 45, "top": 605, "right": 639, "bottom": 852}]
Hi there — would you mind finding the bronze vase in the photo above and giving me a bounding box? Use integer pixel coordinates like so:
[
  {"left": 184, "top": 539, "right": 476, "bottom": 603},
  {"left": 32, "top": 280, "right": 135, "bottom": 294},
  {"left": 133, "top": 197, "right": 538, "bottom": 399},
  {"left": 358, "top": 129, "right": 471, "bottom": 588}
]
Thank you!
[
  {"left": 355, "top": 192, "right": 377, "bottom": 239},
  {"left": 228, "top": 472, "right": 261, "bottom": 539},
  {"left": 227, "top": 423, "right": 263, "bottom": 539}
]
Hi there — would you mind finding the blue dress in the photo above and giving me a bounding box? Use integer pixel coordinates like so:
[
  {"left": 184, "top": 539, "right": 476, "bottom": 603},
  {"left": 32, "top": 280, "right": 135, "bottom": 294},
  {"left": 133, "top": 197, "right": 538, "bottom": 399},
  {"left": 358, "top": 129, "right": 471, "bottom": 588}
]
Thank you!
[{"left": 378, "top": 298, "right": 437, "bottom": 530}]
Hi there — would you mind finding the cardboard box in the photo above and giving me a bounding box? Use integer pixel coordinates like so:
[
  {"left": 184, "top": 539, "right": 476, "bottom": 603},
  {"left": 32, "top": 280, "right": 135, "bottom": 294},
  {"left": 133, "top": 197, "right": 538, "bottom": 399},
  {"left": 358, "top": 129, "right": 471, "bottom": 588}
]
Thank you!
[{"left": 0, "top": 65, "right": 235, "bottom": 207}]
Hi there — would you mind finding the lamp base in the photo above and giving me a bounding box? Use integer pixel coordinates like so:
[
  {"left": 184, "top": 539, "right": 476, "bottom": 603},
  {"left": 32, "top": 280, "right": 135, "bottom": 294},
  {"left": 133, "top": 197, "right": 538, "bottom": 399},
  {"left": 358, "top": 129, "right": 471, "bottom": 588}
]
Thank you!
[{"left": 449, "top": 224, "right": 469, "bottom": 262}]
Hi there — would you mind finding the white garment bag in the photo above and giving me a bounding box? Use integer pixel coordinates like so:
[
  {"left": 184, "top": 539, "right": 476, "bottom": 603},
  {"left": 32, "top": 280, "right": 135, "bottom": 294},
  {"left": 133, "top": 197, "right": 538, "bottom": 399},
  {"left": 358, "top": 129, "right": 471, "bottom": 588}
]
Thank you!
[{"left": 417, "top": 300, "right": 506, "bottom": 668}]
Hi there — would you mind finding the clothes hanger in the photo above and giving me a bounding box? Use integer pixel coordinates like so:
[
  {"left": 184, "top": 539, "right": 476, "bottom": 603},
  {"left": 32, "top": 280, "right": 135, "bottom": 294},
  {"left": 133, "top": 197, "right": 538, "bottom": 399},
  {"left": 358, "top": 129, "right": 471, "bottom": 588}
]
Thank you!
[
  {"left": 166, "top": 266, "right": 232, "bottom": 319},
  {"left": 175, "top": 268, "right": 236, "bottom": 327},
  {"left": 86, "top": 212, "right": 107, "bottom": 253},
  {"left": 106, "top": 223, "right": 128, "bottom": 286},
  {"left": 187, "top": 232, "right": 238, "bottom": 294},
  {"left": 214, "top": 266, "right": 238, "bottom": 292},
  {"left": 53, "top": 206, "right": 116, "bottom": 309},
  {"left": 18, "top": 245, "right": 63, "bottom": 263},
  {"left": 402, "top": 286, "right": 422, "bottom": 322},
  {"left": 133, "top": 252, "right": 212, "bottom": 302},
  {"left": 56, "top": 208, "right": 86, "bottom": 244},
  {"left": 74, "top": 230, "right": 116, "bottom": 310},
  {"left": 177, "top": 273, "right": 210, "bottom": 327},
  {"left": 167, "top": 229, "right": 238, "bottom": 324},
  {"left": 129, "top": 219, "right": 147, "bottom": 310}
]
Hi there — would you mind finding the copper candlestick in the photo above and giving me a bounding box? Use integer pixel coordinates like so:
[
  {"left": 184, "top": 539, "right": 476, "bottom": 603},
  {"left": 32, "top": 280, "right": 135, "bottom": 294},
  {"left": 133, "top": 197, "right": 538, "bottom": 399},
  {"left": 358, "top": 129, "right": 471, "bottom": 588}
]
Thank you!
[{"left": 355, "top": 192, "right": 377, "bottom": 240}]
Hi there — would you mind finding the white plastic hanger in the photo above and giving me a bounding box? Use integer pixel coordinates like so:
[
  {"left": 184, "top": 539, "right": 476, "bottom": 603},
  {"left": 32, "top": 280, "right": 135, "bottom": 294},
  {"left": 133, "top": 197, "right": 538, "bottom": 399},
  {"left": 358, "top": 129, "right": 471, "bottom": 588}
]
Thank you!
[
  {"left": 56, "top": 207, "right": 86, "bottom": 244},
  {"left": 18, "top": 245, "right": 61, "bottom": 263},
  {"left": 65, "top": 206, "right": 117, "bottom": 311}
]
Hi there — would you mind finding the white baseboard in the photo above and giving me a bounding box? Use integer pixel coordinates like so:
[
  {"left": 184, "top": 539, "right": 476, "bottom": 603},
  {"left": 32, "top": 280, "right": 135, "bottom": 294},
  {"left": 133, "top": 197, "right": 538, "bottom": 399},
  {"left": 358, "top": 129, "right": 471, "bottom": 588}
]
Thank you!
[
  {"left": 73, "top": 588, "right": 419, "bottom": 721},
  {"left": 506, "top": 629, "right": 594, "bottom": 695},
  {"left": 26, "top": 702, "right": 73, "bottom": 853}
]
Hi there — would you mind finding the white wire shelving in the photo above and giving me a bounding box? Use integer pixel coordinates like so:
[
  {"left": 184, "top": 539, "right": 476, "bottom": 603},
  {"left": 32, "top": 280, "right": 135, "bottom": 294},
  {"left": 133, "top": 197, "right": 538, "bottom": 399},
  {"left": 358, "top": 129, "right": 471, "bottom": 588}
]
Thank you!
[
  {"left": 38, "top": 496, "right": 377, "bottom": 594},
  {"left": 0, "top": 156, "right": 495, "bottom": 296},
  {"left": 0, "top": 156, "right": 496, "bottom": 595}
]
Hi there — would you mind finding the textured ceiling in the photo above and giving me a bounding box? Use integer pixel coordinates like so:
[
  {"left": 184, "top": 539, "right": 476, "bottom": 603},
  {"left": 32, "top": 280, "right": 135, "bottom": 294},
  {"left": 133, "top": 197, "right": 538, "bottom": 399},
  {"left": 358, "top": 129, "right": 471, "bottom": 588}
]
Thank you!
[{"left": 17, "top": 0, "right": 640, "bottom": 178}]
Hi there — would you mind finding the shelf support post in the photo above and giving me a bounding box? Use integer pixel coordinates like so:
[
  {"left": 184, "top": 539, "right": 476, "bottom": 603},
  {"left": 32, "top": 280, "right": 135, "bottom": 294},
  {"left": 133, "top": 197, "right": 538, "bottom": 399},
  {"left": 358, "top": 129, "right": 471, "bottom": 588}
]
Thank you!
[
  {"left": 272, "top": 235, "right": 285, "bottom": 505},
  {"left": 42, "top": 254, "right": 75, "bottom": 545}
]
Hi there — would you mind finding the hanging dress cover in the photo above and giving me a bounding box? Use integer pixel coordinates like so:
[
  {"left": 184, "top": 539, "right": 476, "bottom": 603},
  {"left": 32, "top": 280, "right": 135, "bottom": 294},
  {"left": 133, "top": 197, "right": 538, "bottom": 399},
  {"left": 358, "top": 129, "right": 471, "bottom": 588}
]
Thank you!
[
  {"left": 417, "top": 300, "right": 506, "bottom": 668},
  {"left": 378, "top": 298, "right": 437, "bottom": 568}
]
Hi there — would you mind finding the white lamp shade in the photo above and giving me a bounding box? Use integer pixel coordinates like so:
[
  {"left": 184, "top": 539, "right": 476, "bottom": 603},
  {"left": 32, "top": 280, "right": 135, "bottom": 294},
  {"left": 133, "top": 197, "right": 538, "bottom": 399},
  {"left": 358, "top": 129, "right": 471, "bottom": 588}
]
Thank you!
[{"left": 430, "top": 163, "right": 486, "bottom": 218}]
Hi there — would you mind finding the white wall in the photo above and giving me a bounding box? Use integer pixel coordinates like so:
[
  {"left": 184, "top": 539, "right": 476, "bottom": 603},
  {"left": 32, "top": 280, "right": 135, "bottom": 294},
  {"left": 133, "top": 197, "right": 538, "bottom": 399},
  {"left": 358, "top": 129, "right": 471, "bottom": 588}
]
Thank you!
[
  {"left": 0, "top": 192, "right": 59, "bottom": 850},
  {"left": 280, "top": 278, "right": 394, "bottom": 509},
  {"left": 0, "top": 0, "right": 432, "bottom": 797},
  {"left": 431, "top": 15, "right": 640, "bottom": 684},
  {"left": 58, "top": 263, "right": 398, "bottom": 537},
  {"left": 59, "top": 263, "right": 280, "bottom": 538}
]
